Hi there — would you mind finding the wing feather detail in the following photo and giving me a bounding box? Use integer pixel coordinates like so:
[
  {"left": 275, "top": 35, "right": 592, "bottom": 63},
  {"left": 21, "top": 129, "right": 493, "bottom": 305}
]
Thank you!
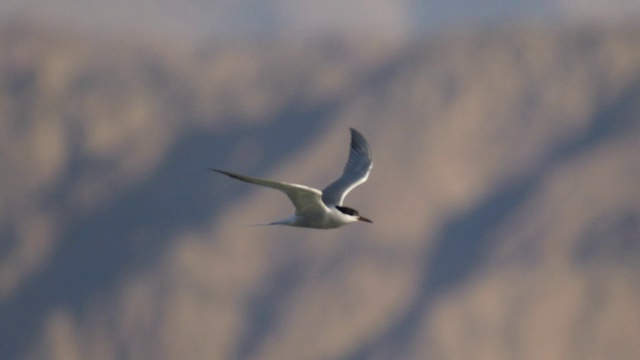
[
  {"left": 211, "top": 169, "right": 327, "bottom": 215},
  {"left": 321, "top": 128, "right": 372, "bottom": 206}
]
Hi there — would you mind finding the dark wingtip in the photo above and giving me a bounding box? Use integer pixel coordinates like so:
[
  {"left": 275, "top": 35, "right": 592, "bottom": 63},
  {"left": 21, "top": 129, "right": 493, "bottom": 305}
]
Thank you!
[
  {"left": 209, "top": 168, "right": 245, "bottom": 182},
  {"left": 349, "top": 128, "right": 371, "bottom": 155},
  {"left": 209, "top": 168, "right": 239, "bottom": 179},
  {"left": 349, "top": 127, "right": 366, "bottom": 140}
]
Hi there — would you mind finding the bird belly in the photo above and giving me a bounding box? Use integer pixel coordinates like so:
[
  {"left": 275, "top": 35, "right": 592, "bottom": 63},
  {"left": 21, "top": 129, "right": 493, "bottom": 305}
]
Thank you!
[{"left": 290, "top": 212, "right": 345, "bottom": 229}]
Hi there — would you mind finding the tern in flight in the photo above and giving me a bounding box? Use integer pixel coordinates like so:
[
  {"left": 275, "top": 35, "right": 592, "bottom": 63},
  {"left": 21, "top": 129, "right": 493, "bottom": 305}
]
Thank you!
[{"left": 211, "top": 128, "right": 373, "bottom": 229}]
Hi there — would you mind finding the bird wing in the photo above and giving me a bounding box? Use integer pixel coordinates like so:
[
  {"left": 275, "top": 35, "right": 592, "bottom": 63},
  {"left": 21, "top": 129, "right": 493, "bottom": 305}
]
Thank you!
[
  {"left": 321, "top": 128, "right": 373, "bottom": 206},
  {"left": 211, "top": 169, "right": 328, "bottom": 215}
]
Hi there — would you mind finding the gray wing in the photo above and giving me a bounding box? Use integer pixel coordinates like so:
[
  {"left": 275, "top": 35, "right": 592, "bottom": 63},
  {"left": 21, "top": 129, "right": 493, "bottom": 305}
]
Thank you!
[
  {"left": 321, "top": 128, "right": 373, "bottom": 206},
  {"left": 211, "top": 169, "right": 328, "bottom": 215}
]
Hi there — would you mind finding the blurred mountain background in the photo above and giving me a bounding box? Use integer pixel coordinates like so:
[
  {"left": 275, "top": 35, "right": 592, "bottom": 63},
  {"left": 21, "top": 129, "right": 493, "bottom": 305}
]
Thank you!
[{"left": 1, "top": 1, "right": 640, "bottom": 359}]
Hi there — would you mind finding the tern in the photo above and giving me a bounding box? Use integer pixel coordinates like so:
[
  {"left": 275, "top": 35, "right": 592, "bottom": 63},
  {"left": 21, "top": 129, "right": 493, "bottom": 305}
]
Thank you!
[{"left": 210, "top": 128, "right": 373, "bottom": 229}]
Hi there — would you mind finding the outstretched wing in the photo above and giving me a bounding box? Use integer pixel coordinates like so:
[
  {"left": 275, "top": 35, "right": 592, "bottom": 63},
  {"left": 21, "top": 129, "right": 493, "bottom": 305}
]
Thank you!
[
  {"left": 321, "top": 128, "right": 372, "bottom": 206},
  {"left": 211, "top": 169, "right": 328, "bottom": 215}
]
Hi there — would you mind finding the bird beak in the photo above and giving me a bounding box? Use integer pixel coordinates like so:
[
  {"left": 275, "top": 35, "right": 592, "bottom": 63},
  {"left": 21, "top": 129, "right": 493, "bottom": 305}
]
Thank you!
[{"left": 357, "top": 215, "right": 373, "bottom": 223}]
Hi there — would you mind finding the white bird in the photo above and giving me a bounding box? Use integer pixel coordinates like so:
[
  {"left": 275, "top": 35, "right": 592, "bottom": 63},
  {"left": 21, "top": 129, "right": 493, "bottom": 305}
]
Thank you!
[{"left": 211, "top": 128, "right": 373, "bottom": 229}]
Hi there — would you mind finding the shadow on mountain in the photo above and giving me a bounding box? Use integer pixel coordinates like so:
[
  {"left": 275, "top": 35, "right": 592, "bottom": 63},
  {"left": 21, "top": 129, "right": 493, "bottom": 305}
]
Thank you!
[
  {"left": 344, "top": 76, "right": 640, "bottom": 360},
  {"left": 234, "top": 257, "right": 307, "bottom": 360},
  {"left": 0, "top": 98, "right": 337, "bottom": 358}
]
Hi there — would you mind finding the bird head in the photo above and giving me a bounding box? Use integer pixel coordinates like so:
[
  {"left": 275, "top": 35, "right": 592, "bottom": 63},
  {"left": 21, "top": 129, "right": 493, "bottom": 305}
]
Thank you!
[{"left": 335, "top": 205, "right": 373, "bottom": 223}]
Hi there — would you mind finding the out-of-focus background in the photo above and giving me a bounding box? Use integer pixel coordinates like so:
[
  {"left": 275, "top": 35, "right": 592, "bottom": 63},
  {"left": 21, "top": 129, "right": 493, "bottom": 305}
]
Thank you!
[{"left": 1, "top": 1, "right": 640, "bottom": 359}]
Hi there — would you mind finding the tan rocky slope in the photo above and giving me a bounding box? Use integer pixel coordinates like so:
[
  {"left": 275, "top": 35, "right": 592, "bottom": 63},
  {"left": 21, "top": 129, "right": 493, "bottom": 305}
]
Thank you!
[{"left": 1, "top": 22, "right": 639, "bottom": 359}]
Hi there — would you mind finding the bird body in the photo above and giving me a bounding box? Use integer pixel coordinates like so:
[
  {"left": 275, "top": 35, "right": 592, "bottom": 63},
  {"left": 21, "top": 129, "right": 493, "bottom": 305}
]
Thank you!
[{"left": 211, "top": 128, "right": 373, "bottom": 229}]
